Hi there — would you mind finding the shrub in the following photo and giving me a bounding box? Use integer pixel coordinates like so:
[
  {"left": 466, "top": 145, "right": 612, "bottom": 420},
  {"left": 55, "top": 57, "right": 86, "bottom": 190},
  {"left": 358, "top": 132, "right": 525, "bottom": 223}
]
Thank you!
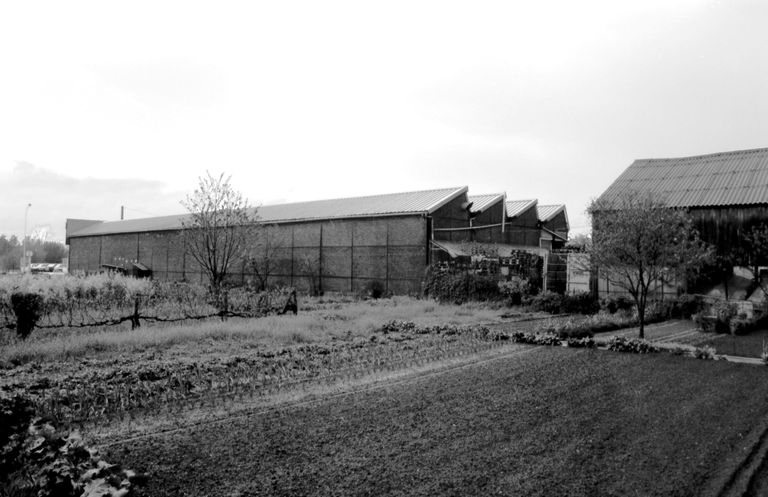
[
  {"left": 671, "top": 294, "right": 705, "bottom": 319},
  {"left": 524, "top": 290, "right": 563, "bottom": 314},
  {"left": 366, "top": 280, "right": 385, "bottom": 299},
  {"left": 606, "top": 336, "right": 660, "bottom": 354},
  {"left": 566, "top": 337, "right": 596, "bottom": 348},
  {"left": 423, "top": 267, "right": 502, "bottom": 304},
  {"left": 693, "top": 345, "right": 718, "bottom": 360},
  {"left": 510, "top": 331, "right": 562, "bottom": 346},
  {"left": 600, "top": 295, "right": 634, "bottom": 314},
  {"left": 10, "top": 292, "right": 44, "bottom": 339},
  {"left": 560, "top": 292, "right": 600, "bottom": 315},
  {"left": 0, "top": 395, "right": 144, "bottom": 496},
  {"left": 524, "top": 291, "right": 599, "bottom": 315},
  {"left": 497, "top": 276, "right": 531, "bottom": 305},
  {"left": 713, "top": 300, "right": 738, "bottom": 333},
  {"left": 729, "top": 318, "right": 754, "bottom": 336}
]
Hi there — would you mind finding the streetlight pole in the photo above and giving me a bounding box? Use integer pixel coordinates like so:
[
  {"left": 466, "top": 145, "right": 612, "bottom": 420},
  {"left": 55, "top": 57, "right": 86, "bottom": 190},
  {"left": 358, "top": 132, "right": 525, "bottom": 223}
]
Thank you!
[{"left": 23, "top": 203, "right": 31, "bottom": 272}]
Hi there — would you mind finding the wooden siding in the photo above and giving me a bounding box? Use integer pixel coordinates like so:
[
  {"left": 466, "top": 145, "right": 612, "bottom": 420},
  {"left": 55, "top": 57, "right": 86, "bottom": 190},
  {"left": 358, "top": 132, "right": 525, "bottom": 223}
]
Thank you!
[{"left": 689, "top": 205, "right": 768, "bottom": 258}]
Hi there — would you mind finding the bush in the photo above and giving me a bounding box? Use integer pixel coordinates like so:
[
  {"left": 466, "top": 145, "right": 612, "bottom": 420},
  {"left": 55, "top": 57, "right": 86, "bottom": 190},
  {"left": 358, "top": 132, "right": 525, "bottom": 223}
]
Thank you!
[
  {"left": 560, "top": 292, "right": 600, "bottom": 315},
  {"left": 10, "top": 292, "right": 44, "bottom": 339},
  {"left": 693, "top": 345, "right": 718, "bottom": 360},
  {"left": 0, "top": 395, "right": 144, "bottom": 496},
  {"left": 600, "top": 295, "right": 634, "bottom": 314},
  {"left": 729, "top": 318, "right": 754, "bottom": 335},
  {"left": 423, "top": 267, "right": 502, "bottom": 304},
  {"left": 524, "top": 290, "right": 563, "bottom": 314},
  {"left": 606, "top": 336, "right": 660, "bottom": 354},
  {"left": 566, "top": 337, "right": 596, "bottom": 348},
  {"left": 524, "top": 291, "right": 599, "bottom": 315},
  {"left": 510, "top": 331, "right": 563, "bottom": 346},
  {"left": 671, "top": 294, "right": 705, "bottom": 319},
  {"left": 497, "top": 276, "right": 531, "bottom": 305},
  {"left": 365, "top": 280, "right": 385, "bottom": 299}
]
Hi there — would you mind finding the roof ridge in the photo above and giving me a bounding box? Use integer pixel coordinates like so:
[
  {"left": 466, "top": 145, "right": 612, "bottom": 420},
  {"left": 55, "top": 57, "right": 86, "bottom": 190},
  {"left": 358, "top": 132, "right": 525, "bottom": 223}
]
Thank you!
[
  {"left": 470, "top": 193, "right": 504, "bottom": 198},
  {"left": 636, "top": 147, "right": 768, "bottom": 163},
  {"left": 266, "top": 186, "right": 467, "bottom": 206}
]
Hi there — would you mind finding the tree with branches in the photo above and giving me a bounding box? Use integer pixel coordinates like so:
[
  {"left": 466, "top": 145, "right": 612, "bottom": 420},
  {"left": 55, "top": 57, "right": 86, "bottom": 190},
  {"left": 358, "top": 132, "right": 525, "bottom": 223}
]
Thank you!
[
  {"left": 247, "top": 225, "right": 287, "bottom": 291},
  {"left": 181, "top": 172, "right": 257, "bottom": 295},
  {"left": 588, "top": 192, "right": 712, "bottom": 338}
]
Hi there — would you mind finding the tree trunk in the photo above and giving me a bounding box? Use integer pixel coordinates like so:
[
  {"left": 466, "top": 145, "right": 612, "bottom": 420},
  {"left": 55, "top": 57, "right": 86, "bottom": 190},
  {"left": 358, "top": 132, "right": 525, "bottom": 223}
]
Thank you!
[{"left": 637, "top": 295, "right": 645, "bottom": 339}]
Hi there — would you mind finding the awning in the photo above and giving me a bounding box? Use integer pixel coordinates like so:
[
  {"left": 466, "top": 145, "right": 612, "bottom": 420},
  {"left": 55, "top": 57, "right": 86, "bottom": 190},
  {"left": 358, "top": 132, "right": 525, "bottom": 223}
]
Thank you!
[
  {"left": 431, "top": 240, "right": 470, "bottom": 258},
  {"left": 431, "top": 241, "right": 549, "bottom": 259}
]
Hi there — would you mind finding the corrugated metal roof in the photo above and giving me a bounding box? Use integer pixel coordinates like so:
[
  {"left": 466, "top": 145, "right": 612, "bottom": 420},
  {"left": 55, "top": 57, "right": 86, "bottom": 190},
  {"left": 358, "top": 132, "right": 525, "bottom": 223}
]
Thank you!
[
  {"left": 68, "top": 186, "right": 468, "bottom": 238},
  {"left": 599, "top": 147, "right": 768, "bottom": 207},
  {"left": 537, "top": 204, "right": 566, "bottom": 223},
  {"left": 468, "top": 194, "right": 504, "bottom": 214},
  {"left": 505, "top": 199, "right": 537, "bottom": 218}
]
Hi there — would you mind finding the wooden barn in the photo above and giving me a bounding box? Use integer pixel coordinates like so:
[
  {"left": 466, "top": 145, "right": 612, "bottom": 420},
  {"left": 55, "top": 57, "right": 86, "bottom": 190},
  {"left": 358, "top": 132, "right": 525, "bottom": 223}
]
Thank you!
[{"left": 598, "top": 147, "right": 768, "bottom": 259}]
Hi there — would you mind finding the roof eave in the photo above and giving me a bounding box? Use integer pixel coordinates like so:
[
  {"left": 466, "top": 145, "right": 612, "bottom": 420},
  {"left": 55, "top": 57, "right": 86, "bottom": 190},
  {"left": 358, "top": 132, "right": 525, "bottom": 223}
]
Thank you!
[{"left": 425, "top": 186, "right": 469, "bottom": 214}]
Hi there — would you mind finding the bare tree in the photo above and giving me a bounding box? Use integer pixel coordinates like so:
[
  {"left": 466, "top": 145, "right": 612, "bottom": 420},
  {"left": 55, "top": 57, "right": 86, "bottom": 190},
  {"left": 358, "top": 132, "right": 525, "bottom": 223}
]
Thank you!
[
  {"left": 589, "top": 192, "right": 712, "bottom": 338},
  {"left": 181, "top": 172, "right": 257, "bottom": 294},
  {"left": 247, "top": 225, "right": 287, "bottom": 291}
]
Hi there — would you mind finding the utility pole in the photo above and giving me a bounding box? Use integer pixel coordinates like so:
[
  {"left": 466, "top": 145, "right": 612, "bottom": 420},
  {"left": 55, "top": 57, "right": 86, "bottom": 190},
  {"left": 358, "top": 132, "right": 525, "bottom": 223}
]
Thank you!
[{"left": 22, "top": 203, "right": 31, "bottom": 272}]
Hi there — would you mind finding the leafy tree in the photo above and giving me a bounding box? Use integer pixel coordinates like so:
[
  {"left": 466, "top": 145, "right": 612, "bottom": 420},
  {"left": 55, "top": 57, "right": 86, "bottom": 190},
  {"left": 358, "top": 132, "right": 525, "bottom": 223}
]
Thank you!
[
  {"left": 733, "top": 223, "right": 768, "bottom": 288},
  {"left": 0, "top": 235, "right": 21, "bottom": 272},
  {"left": 42, "top": 240, "right": 67, "bottom": 263},
  {"left": 589, "top": 192, "right": 712, "bottom": 338},
  {"left": 564, "top": 233, "right": 591, "bottom": 252},
  {"left": 181, "top": 172, "right": 257, "bottom": 295}
]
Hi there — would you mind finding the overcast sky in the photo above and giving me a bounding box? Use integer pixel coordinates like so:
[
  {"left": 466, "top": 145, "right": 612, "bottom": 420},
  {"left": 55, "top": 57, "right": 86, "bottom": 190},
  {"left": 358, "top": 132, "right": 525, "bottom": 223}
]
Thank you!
[{"left": 2, "top": 0, "right": 767, "bottom": 241}]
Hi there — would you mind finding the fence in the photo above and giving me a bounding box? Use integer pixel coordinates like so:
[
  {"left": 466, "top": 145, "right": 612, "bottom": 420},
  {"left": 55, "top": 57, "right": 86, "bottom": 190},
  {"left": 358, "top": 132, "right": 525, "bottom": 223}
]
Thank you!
[{"left": 0, "top": 282, "right": 297, "bottom": 336}]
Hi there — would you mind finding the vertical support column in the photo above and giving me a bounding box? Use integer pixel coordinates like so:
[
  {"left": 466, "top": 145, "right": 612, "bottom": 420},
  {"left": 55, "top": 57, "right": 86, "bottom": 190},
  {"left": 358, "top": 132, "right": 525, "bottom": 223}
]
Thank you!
[
  {"left": 319, "top": 224, "right": 324, "bottom": 294},
  {"left": 290, "top": 226, "right": 295, "bottom": 287},
  {"left": 385, "top": 221, "right": 390, "bottom": 295},
  {"left": 166, "top": 234, "right": 170, "bottom": 281},
  {"left": 350, "top": 228, "right": 354, "bottom": 293},
  {"left": 181, "top": 230, "right": 187, "bottom": 281}
]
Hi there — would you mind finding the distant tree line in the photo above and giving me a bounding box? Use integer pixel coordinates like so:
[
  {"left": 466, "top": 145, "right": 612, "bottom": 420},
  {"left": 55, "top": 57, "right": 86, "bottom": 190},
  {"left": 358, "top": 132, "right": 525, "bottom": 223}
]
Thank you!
[{"left": 0, "top": 235, "right": 67, "bottom": 272}]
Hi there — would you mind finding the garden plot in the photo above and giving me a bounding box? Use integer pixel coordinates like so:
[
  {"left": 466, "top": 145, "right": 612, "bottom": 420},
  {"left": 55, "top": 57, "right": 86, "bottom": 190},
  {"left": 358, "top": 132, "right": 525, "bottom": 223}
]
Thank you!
[{"left": 102, "top": 346, "right": 768, "bottom": 497}]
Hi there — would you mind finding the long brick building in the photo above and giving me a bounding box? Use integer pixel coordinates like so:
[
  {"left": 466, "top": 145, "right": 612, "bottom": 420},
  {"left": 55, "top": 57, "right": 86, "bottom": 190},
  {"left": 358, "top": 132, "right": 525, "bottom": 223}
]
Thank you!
[{"left": 66, "top": 187, "right": 569, "bottom": 294}]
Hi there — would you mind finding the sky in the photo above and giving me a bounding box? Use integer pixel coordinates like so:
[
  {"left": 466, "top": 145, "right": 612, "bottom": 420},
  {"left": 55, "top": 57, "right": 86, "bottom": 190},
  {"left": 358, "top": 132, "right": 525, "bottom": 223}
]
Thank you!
[{"left": 1, "top": 0, "right": 767, "bottom": 242}]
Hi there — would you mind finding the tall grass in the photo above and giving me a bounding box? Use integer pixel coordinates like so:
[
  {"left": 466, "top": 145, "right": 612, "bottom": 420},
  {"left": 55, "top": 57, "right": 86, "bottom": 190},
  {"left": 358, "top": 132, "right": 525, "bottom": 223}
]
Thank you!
[{"left": 0, "top": 296, "right": 503, "bottom": 366}]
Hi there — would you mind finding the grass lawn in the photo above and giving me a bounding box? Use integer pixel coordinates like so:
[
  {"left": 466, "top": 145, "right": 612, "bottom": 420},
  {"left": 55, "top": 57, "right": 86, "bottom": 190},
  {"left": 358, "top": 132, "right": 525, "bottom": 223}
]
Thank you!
[
  {"left": 103, "top": 346, "right": 768, "bottom": 497},
  {"left": 0, "top": 296, "right": 508, "bottom": 368},
  {"left": 702, "top": 328, "right": 768, "bottom": 358}
]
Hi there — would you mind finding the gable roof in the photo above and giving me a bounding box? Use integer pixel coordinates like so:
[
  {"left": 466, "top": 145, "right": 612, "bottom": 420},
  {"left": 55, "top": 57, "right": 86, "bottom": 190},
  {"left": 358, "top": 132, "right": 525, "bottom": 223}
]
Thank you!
[
  {"left": 505, "top": 199, "right": 537, "bottom": 219},
  {"left": 537, "top": 204, "right": 569, "bottom": 232},
  {"left": 599, "top": 147, "right": 768, "bottom": 208},
  {"left": 67, "top": 186, "right": 468, "bottom": 239},
  {"left": 468, "top": 194, "right": 504, "bottom": 214}
]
